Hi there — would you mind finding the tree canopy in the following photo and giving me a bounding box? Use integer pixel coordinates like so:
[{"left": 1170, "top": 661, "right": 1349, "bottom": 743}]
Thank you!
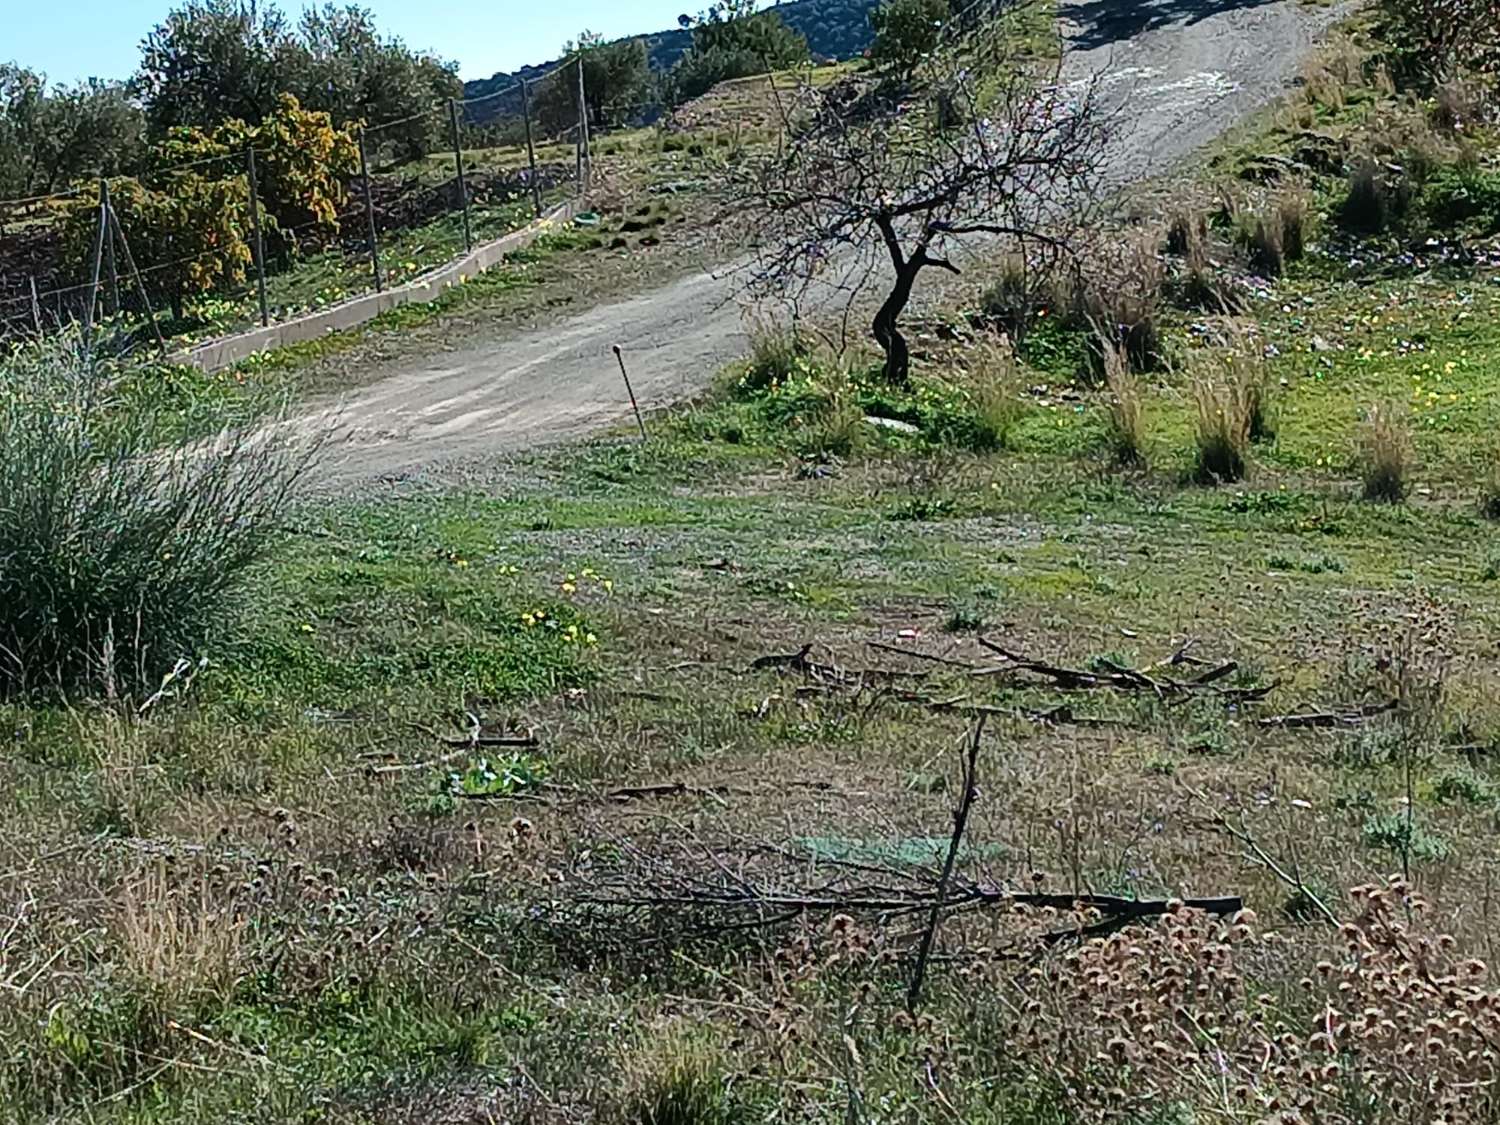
[
  {"left": 668, "top": 0, "right": 813, "bottom": 104},
  {"left": 0, "top": 66, "right": 143, "bottom": 197},
  {"left": 533, "top": 32, "right": 655, "bottom": 136},
  {"left": 135, "top": 0, "right": 460, "bottom": 155}
]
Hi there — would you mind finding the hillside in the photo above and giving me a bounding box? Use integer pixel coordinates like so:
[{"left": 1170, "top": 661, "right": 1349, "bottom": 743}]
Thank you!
[{"left": 461, "top": 0, "right": 880, "bottom": 121}]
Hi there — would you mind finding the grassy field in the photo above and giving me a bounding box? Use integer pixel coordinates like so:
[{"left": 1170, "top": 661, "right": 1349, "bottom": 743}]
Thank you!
[{"left": 8, "top": 13, "right": 1500, "bottom": 1125}]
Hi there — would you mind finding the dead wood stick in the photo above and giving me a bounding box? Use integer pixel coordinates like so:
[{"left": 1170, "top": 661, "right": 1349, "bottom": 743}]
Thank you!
[
  {"left": 369, "top": 745, "right": 473, "bottom": 775},
  {"left": 908, "top": 715, "right": 986, "bottom": 1014},
  {"left": 916, "top": 695, "right": 1131, "bottom": 728},
  {"left": 436, "top": 733, "right": 540, "bottom": 748},
  {"left": 1256, "top": 700, "right": 1397, "bottom": 729},
  {"left": 865, "top": 641, "right": 985, "bottom": 670},
  {"left": 606, "top": 782, "right": 731, "bottom": 802}
]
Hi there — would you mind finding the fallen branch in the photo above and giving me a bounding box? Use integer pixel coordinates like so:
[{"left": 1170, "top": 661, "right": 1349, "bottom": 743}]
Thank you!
[
  {"left": 607, "top": 782, "right": 730, "bottom": 803},
  {"left": 1256, "top": 700, "right": 1397, "bottom": 729},
  {"left": 751, "top": 644, "right": 928, "bottom": 687},
  {"left": 917, "top": 694, "right": 1131, "bottom": 728}
]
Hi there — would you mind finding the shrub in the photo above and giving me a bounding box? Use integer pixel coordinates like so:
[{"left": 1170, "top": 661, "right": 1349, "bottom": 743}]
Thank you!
[
  {"left": 1341, "top": 157, "right": 1411, "bottom": 232},
  {"left": 1098, "top": 334, "right": 1146, "bottom": 467},
  {"left": 1480, "top": 457, "right": 1500, "bottom": 519},
  {"left": 1423, "top": 157, "right": 1500, "bottom": 232},
  {"left": 0, "top": 342, "right": 314, "bottom": 697},
  {"left": 1358, "top": 402, "right": 1412, "bottom": 502},
  {"left": 1191, "top": 377, "right": 1252, "bottom": 484},
  {"left": 980, "top": 254, "right": 1036, "bottom": 341}
]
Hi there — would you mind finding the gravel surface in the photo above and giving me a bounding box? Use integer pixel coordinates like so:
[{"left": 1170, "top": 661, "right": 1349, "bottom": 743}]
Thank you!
[{"left": 301, "top": 0, "right": 1346, "bottom": 492}]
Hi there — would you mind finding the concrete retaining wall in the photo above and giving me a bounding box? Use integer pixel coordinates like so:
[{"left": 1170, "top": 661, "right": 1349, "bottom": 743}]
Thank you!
[{"left": 173, "top": 200, "right": 580, "bottom": 372}]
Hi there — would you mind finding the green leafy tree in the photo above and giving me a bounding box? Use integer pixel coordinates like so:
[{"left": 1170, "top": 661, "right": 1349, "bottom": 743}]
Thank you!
[
  {"left": 870, "top": 0, "right": 950, "bottom": 79},
  {"left": 295, "top": 4, "right": 460, "bottom": 161},
  {"left": 136, "top": 0, "right": 296, "bottom": 137},
  {"left": 0, "top": 67, "right": 145, "bottom": 196},
  {"left": 136, "top": 0, "right": 458, "bottom": 158},
  {"left": 534, "top": 32, "right": 655, "bottom": 136},
  {"left": 668, "top": 0, "right": 812, "bottom": 104},
  {"left": 0, "top": 64, "right": 46, "bottom": 196}
]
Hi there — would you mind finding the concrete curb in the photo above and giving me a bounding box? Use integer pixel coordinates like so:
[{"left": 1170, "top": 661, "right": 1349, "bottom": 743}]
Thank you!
[{"left": 172, "top": 199, "right": 581, "bottom": 372}]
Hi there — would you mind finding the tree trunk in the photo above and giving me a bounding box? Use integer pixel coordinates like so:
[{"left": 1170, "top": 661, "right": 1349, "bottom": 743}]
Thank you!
[{"left": 873, "top": 261, "right": 921, "bottom": 386}]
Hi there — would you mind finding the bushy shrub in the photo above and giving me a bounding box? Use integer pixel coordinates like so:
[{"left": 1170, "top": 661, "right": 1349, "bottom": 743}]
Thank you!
[
  {"left": 1341, "top": 157, "right": 1412, "bottom": 233},
  {"left": 0, "top": 341, "right": 314, "bottom": 696}
]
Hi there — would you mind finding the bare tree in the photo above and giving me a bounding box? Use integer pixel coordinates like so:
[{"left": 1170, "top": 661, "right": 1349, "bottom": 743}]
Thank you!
[{"left": 729, "top": 43, "right": 1107, "bottom": 385}]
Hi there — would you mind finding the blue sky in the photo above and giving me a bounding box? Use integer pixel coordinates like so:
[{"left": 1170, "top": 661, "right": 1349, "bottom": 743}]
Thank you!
[{"left": 5, "top": 0, "right": 694, "bottom": 86}]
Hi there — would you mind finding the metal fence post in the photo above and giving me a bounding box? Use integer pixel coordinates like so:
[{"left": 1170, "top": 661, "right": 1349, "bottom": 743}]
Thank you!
[
  {"left": 520, "top": 78, "right": 543, "bottom": 219},
  {"left": 575, "top": 58, "right": 586, "bottom": 193},
  {"left": 448, "top": 99, "right": 473, "bottom": 252},
  {"left": 358, "top": 129, "right": 383, "bottom": 292},
  {"left": 246, "top": 147, "right": 270, "bottom": 327},
  {"left": 101, "top": 178, "right": 120, "bottom": 316},
  {"left": 29, "top": 276, "right": 40, "bottom": 336},
  {"left": 576, "top": 57, "right": 592, "bottom": 192},
  {"left": 107, "top": 200, "right": 167, "bottom": 360},
  {"left": 82, "top": 185, "right": 107, "bottom": 347}
]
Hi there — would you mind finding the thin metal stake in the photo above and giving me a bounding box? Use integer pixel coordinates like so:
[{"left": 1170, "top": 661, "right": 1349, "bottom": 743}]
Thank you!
[
  {"left": 613, "top": 344, "right": 647, "bottom": 441},
  {"left": 358, "top": 129, "right": 382, "bottom": 292},
  {"left": 520, "top": 78, "right": 543, "bottom": 219},
  {"left": 246, "top": 147, "right": 270, "bottom": 327},
  {"left": 108, "top": 203, "right": 167, "bottom": 360},
  {"left": 28, "top": 276, "right": 41, "bottom": 336},
  {"left": 448, "top": 99, "right": 473, "bottom": 252}
]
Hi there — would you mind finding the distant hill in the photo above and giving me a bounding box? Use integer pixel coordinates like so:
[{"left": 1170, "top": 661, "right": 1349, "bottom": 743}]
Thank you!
[{"left": 462, "top": 0, "right": 881, "bottom": 122}]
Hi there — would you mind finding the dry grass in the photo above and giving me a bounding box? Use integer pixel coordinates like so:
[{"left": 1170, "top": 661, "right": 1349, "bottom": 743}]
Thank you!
[
  {"left": 1097, "top": 332, "right": 1147, "bottom": 466},
  {"left": 1019, "top": 883, "right": 1500, "bottom": 1122},
  {"left": 116, "top": 863, "right": 247, "bottom": 1012},
  {"left": 614, "top": 1025, "right": 741, "bottom": 1125},
  {"left": 1078, "top": 233, "right": 1166, "bottom": 376},
  {"left": 1360, "top": 402, "right": 1413, "bottom": 502},
  {"left": 1276, "top": 182, "right": 1314, "bottom": 262},
  {"left": 1191, "top": 375, "right": 1253, "bottom": 484}
]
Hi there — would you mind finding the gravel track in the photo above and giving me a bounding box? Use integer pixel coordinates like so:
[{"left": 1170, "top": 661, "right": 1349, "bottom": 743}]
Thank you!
[{"left": 303, "top": 0, "right": 1344, "bottom": 491}]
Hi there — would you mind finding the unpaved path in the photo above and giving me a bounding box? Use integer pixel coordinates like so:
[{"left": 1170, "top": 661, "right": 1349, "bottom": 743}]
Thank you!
[{"left": 306, "top": 0, "right": 1342, "bottom": 490}]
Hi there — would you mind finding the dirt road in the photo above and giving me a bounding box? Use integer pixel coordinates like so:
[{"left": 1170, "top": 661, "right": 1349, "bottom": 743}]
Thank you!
[{"left": 306, "top": 0, "right": 1342, "bottom": 490}]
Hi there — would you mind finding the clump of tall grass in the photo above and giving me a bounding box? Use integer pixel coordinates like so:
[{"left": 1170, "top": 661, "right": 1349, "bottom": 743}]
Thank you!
[
  {"left": 0, "top": 339, "right": 316, "bottom": 697},
  {"left": 965, "top": 337, "right": 1027, "bottom": 452},
  {"left": 1359, "top": 402, "right": 1412, "bottom": 502},
  {"left": 738, "top": 319, "right": 807, "bottom": 396},
  {"left": 1097, "top": 332, "right": 1146, "bottom": 467},
  {"left": 1191, "top": 377, "right": 1253, "bottom": 484}
]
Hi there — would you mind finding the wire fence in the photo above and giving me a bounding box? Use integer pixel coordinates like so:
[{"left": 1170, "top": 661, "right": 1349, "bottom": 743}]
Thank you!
[{"left": 0, "top": 55, "right": 629, "bottom": 360}]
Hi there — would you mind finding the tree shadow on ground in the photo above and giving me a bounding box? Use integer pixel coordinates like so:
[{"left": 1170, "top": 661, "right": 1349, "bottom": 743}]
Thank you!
[{"left": 1061, "top": 0, "right": 1286, "bottom": 53}]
